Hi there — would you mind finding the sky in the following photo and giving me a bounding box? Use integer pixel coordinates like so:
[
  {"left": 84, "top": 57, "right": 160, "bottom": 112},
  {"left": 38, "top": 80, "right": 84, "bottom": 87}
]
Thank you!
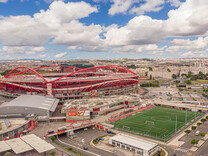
[{"left": 0, "top": 0, "right": 207, "bottom": 60}]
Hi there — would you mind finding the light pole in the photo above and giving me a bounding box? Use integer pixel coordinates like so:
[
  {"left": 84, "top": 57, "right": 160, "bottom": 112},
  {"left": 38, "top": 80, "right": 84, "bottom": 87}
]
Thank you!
[
  {"left": 185, "top": 109, "right": 187, "bottom": 127},
  {"left": 175, "top": 115, "right": 177, "bottom": 135}
]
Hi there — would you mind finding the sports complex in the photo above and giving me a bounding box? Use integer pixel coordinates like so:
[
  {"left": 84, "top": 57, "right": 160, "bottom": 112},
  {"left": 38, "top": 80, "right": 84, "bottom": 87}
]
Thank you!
[
  {"left": 0, "top": 65, "right": 139, "bottom": 101},
  {"left": 110, "top": 106, "right": 201, "bottom": 141}
]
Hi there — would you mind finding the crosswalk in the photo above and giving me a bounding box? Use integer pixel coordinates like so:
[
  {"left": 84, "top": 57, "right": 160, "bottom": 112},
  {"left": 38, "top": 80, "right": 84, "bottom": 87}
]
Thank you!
[{"left": 176, "top": 147, "right": 189, "bottom": 153}]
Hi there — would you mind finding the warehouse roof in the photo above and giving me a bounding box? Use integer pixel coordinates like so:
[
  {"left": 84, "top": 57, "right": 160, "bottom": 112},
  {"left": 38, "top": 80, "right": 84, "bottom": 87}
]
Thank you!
[
  {"left": 0, "top": 134, "right": 55, "bottom": 155},
  {"left": 6, "top": 138, "right": 33, "bottom": 154},
  {"left": 110, "top": 134, "right": 158, "bottom": 151},
  {"left": 0, "top": 95, "right": 59, "bottom": 112},
  {"left": 0, "top": 141, "right": 11, "bottom": 153},
  {"left": 21, "top": 134, "right": 55, "bottom": 153}
]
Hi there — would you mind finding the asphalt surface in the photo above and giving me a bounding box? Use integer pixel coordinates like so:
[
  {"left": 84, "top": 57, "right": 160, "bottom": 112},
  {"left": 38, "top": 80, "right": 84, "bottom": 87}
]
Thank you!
[
  {"left": 194, "top": 139, "right": 208, "bottom": 156},
  {"left": 58, "top": 128, "right": 114, "bottom": 156}
]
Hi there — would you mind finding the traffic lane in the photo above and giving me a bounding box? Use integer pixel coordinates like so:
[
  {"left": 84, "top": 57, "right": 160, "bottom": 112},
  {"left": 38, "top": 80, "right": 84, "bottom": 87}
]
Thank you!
[
  {"left": 180, "top": 122, "right": 208, "bottom": 149},
  {"left": 194, "top": 139, "right": 208, "bottom": 156},
  {"left": 55, "top": 138, "right": 100, "bottom": 156},
  {"left": 159, "top": 144, "right": 175, "bottom": 156},
  {"left": 59, "top": 128, "right": 113, "bottom": 156},
  {"left": 59, "top": 135, "right": 113, "bottom": 156},
  {"left": 73, "top": 127, "right": 107, "bottom": 142}
]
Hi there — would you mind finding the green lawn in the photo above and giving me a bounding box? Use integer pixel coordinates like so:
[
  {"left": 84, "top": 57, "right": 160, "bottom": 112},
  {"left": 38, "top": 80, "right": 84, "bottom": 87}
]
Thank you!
[{"left": 112, "top": 106, "right": 201, "bottom": 141}]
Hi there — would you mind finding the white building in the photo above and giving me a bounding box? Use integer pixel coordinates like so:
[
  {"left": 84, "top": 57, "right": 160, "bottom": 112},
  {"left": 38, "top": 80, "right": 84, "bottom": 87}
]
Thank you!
[{"left": 109, "top": 134, "right": 158, "bottom": 156}]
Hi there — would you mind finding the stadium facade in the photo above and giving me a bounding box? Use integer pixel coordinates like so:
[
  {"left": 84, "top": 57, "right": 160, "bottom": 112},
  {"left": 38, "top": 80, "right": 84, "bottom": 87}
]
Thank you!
[{"left": 0, "top": 65, "right": 139, "bottom": 101}]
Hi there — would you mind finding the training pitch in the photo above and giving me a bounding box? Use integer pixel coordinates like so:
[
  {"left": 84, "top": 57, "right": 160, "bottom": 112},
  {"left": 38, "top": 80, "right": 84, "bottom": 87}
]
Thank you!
[{"left": 112, "top": 106, "right": 201, "bottom": 141}]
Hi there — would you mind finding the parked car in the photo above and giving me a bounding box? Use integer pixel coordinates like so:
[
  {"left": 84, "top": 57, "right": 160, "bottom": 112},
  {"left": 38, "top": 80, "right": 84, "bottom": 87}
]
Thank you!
[
  {"left": 83, "top": 146, "right": 88, "bottom": 150},
  {"left": 195, "top": 131, "right": 200, "bottom": 136}
]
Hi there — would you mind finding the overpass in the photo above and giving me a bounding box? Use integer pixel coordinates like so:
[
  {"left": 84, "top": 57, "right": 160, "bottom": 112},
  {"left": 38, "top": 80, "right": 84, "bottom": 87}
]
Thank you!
[{"left": 154, "top": 101, "right": 208, "bottom": 111}]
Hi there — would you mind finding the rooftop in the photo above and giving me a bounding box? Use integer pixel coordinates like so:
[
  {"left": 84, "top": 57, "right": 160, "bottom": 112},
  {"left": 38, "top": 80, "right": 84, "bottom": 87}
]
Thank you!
[
  {"left": 0, "top": 134, "right": 55, "bottom": 154},
  {"left": 0, "top": 95, "right": 59, "bottom": 112},
  {"left": 110, "top": 134, "right": 158, "bottom": 151},
  {"left": 62, "top": 94, "right": 140, "bottom": 112}
]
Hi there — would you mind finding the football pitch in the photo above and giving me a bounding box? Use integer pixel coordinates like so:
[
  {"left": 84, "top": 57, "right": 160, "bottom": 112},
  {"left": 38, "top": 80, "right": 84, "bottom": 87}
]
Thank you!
[{"left": 112, "top": 106, "right": 201, "bottom": 141}]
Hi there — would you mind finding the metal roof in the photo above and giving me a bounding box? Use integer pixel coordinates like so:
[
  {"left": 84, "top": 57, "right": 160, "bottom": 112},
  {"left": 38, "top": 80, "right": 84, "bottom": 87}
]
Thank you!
[
  {"left": 5, "top": 138, "right": 33, "bottom": 154},
  {"left": 0, "top": 95, "right": 59, "bottom": 112},
  {"left": 110, "top": 134, "right": 158, "bottom": 151},
  {"left": 20, "top": 134, "right": 55, "bottom": 153},
  {"left": 0, "top": 134, "right": 55, "bottom": 154},
  {"left": 0, "top": 141, "right": 11, "bottom": 153}
]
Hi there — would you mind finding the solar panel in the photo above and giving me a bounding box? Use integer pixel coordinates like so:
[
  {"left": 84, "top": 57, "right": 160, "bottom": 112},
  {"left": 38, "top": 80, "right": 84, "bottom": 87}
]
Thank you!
[{"left": 4, "top": 119, "right": 11, "bottom": 127}]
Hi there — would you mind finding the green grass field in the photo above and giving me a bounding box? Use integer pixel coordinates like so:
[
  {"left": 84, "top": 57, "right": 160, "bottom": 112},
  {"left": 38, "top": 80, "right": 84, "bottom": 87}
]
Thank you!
[{"left": 112, "top": 106, "right": 201, "bottom": 141}]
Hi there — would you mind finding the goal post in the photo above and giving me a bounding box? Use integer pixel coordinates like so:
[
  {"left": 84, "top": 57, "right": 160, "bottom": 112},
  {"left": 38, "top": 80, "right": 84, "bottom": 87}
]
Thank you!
[
  {"left": 145, "top": 120, "right": 155, "bottom": 126},
  {"left": 123, "top": 126, "right": 130, "bottom": 131}
]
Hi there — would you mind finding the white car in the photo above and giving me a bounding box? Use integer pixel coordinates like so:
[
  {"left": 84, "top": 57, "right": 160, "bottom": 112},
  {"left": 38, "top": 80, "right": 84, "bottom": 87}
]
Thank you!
[{"left": 195, "top": 131, "right": 200, "bottom": 136}]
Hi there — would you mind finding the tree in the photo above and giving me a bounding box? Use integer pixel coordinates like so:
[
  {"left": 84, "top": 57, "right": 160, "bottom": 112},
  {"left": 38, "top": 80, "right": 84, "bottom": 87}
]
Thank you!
[
  {"left": 191, "top": 139, "right": 199, "bottom": 146},
  {"left": 191, "top": 126, "right": 197, "bottom": 130},
  {"left": 1, "top": 70, "right": 12, "bottom": 76},
  {"left": 185, "top": 130, "right": 191, "bottom": 135},
  {"left": 4, "top": 152, "right": 12, "bottom": 156},
  {"left": 172, "top": 74, "right": 177, "bottom": 79},
  {"left": 199, "top": 132, "right": 205, "bottom": 137},
  {"left": 167, "top": 68, "right": 171, "bottom": 72},
  {"left": 150, "top": 74, "right": 152, "bottom": 80},
  {"left": 186, "top": 80, "right": 191, "bottom": 85},
  {"left": 188, "top": 71, "right": 193, "bottom": 78},
  {"left": 181, "top": 73, "right": 188, "bottom": 79},
  {"left": 49, "top": 151, "right": 56, "bottom": 156},
  {"left": 197, "top": 122, "right": 202, "bottom": 126},
  {"left": 149, "top": 67, "right": 153, "bottom": 71},
  {"left": 206, "top": 116, "right": 208, "bottom": 120},
  {"left": 50, "top": 136, "right": 56, "bottom": 141},
  {"left": 201, "top": 118, "right": 206, "bottom": 124}
]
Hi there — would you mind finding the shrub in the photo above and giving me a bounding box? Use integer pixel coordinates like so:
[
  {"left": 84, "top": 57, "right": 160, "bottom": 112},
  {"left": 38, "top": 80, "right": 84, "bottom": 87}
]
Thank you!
[
  {"left": 201, "top": 118, "right": 206, "bottom": 123},
  {"left": 50, "top": 136, "right": 56, "bottom": 141},
  {"left": 49, "top": 151, "right": 55, "bottom": 156},
  {"left": 197, "top": 122, "right": 202, "bottom": 126},
  {"left": 199, "top": 132, "right": 205, "bottom": 137},
  {"left": 191, "top": 126, "right": 197, "bottom": 130},
  {"left": 191, "top": 139, "right": 199, "bottom": 145},
  {"left": 185, "top": 130, "right": 191, "bottom": 135}
]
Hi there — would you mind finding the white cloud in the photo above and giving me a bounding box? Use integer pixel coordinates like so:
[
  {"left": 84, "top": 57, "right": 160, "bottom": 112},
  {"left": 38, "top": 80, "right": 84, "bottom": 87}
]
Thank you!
[
  {"left": 54, "top": 52, "right": 67, "bottom": 58},
  {"left": 166, "top": 0, "right": 208, "bottom": 36},
  {"left": 167, "top": 36, "right": 208, "bottom": 53},
  {"left": 0, "top": 0, "right": 8, "bottom": 3},
  {"left": 105, "top": 0, "right": 208, "bottom": 55},
  {"left": 0, "top": 1, "right": 98, "bottom": 47},
  {"left": 104, "top": 16, "right": 166, "bottom": 46},
  {"left": 130, "top": 0, "right": 165, "bottom": 15},
  {"left": 167, "top": 0, "right": 181, "bottom": 7},
  {"left": 108, "top": 0, "right": 168, "bottom": 16},
  {"left": 38, "top": 54, "right": 46, "bottom": 58},
  {"left": 52, "top": 20, "right": 105, "bottom": 52},
  {"left": 0, "top": 0, "right": 208, "bottom": 58},
  {"left": 181, "top": 50, "right": 206, "bottom": 58},
  {"left": 108, "top": 0, "right": 135, "bottom": 16},
  {"left": 0, "top": 46, "right": 45, "bottom": 57},
  {"left": 111, "top": 44, "right": 162, "bottom": 53}
]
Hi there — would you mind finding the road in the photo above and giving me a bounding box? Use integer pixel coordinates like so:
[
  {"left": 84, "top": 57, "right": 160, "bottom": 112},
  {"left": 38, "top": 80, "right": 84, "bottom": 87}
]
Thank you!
[
  {"left": 194, "top": 139, "right": 208, "bottom": 156},
  {"left": 58, "top": 128, "right": 114, "bottom": 156}
]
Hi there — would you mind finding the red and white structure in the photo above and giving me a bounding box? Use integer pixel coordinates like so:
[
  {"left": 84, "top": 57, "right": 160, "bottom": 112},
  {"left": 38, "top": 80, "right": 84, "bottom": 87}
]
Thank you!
[{"left": 0, "top": 65, "right": 139, "bottom": 100}]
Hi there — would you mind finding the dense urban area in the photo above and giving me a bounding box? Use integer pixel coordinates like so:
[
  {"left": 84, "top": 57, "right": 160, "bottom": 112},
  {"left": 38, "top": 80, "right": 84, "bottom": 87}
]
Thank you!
[{"left": 0, "top": 58, "right": 208, "bottom": 156}]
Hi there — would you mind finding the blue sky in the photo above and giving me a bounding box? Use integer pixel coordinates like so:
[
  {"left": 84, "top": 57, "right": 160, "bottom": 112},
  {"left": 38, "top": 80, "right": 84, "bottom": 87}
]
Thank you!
[{"left": 0, "top": 0, "right": 207, "bottom": 60}]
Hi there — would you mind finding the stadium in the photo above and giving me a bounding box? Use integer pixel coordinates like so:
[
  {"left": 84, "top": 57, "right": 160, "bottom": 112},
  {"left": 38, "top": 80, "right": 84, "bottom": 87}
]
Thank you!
[{"left": 0, "top": 65, "right": 139, "bottom": 100}]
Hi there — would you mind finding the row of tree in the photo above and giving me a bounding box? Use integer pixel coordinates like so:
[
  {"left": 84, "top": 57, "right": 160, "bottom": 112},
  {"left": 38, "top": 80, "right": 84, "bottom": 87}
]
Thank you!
[{"left": 184, "top": 117, "right": 208, "bottom": 146}]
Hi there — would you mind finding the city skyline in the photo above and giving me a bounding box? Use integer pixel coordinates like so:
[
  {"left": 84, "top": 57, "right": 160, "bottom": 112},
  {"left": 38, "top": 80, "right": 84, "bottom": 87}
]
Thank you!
[{"left": 0, "top": 0, "right": 207, "bottom": 60}]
